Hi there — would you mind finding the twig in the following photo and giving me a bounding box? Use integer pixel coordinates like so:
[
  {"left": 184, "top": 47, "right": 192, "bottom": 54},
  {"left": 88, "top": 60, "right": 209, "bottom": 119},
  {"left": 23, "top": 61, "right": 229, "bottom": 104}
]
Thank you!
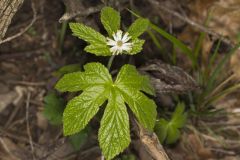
[
  {"left": 210, "top": 147, "right": 236, "bottom": 156},
  {"left": 8, "top": 80, "right": 46, "bottom": 86},
  {"left": 0, "top": 0, "right": 37, "bottom": 45},
  {"left": 0, "top": 137, "right": 21, "bottom": 160},
  {"left": 133, "top": 118, "right": 170, "bottom": 160},
  {"left": 25, "top": 92, "right": 36, "bottom": 160},
  {"left": 59, "top": 5, "right": 103, "bottom": 23},
  {"left": 0, "top": 126, "right": 40, "bottom": 147},
  {"left": 148, "top": 0, "right": 234, "bottom": 47}
]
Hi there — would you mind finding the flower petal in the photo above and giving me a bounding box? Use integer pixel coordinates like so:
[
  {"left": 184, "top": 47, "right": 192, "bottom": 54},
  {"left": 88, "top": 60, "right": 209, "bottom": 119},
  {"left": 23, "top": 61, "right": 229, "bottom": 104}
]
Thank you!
[
  {"left": 116, "top": 30, "right": 123, "bottom": 41},
  {"left": 122, "top": 33, "right": 130, "bottom": 43},
  {"left": 110, "top": 46, "right": 118, "bottom": 55},
  {"left": 107, "top": 38, "right": 117, "bottom": 46},
  {"left": 122, "top": 44, "right": 132, "bottom": 52}
]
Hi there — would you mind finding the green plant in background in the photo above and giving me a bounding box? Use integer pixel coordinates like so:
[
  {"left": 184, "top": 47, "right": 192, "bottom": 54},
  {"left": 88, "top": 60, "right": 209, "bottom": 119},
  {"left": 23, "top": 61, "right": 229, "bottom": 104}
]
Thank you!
[
  {"left": 52, "top": 7, "right": 157, "bottom": 160},
  {"left": 155, "top": 102, "right": 187, "bottom": 144},
  {"left": 43, "top": 92, "right": 65, "bottom": 125},
  {"left": 129, "top": 8, "right": 240, "bottom": 143}
]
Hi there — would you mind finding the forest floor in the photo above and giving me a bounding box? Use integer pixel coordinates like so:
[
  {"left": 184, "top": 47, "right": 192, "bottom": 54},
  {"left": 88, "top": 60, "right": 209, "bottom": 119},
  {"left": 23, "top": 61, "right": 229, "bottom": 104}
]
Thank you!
[{"left": 0, "top": 0, "right": 240, "bottom": 160}]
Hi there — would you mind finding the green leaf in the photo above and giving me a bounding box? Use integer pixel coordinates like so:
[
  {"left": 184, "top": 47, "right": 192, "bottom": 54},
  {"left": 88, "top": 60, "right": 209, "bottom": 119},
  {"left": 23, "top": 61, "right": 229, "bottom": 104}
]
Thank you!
[
  {"left": 141, "top": 75, "right": 155, "bottom": 96},
  {"left": 43, "top": 92, "right": 65, "bottom": 125},
  {"left": 53, "top": 64, "right": 81, "bottom": 77},
  {"left": 101, "top": 7, "right": 120, "bottom": 36},
  {"left": 84, "top": 43, "right": 111, "bottom": 56},
  {"left": 56, "top": 62, "right": 157, "bottom": 159},
  {"left": 63, "top": 86, "right": 108, "bottom": 135},
  {"left": 171, "top": 102, "right": 187, "bottom": 128},
  {"left": 69, "top": 23, "right": 111, "bottom": 56},
  {"left": 129, "top": 39, "right": 145, "bottom": 55},
  {"left": 116, "top": 65, "right": 156, "bottom": 129},
  {"left": 99, "top": 90, "right": 130, "bottom": 160},
  {"left": 69, "top": 23, "right": 106, "bottom": 45},
  {"left": 121, "top": 154, "right": 136, "bottom": 160},
  {"left": 121, "top": 89, "right": 157, "bottom": 130},
  {"left": 55, "top": 72, "right": 85, "bottom": 92},
  {"left": 115, "top": 64, "right": 154, "bottom": 95},
  {"left": 206, "top": 43, "right": 240, "bottom": 93},
  {"left": 149, "top": 23, "right": 196, "bottom": 67},
  {"left": 155, "top": 102, "right": 187, "bottom": 144},
  {"left": 165, "top": 125, "right": 180, "bottom": 144},
  {"left": 69, "top": 126, "right": 90, "bottom": 151},
  {"left": 83, "top": 62, "right": 112, "bottom": 83},
  {"left": 55, "top": 63, "right": 112, "bottom": 92},
  {"left": 154, "top": 119, "right": 168, "bottom": 143},
  {"left": 127, "top": 18, "right": 149, "bottom": 39}
]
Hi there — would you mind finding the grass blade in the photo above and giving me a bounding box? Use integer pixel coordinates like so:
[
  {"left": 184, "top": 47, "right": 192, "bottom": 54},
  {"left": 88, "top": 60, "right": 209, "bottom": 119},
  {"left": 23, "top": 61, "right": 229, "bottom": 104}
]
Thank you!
[{"left": 150, "top": 23, "right": 195, "bottom": 66}]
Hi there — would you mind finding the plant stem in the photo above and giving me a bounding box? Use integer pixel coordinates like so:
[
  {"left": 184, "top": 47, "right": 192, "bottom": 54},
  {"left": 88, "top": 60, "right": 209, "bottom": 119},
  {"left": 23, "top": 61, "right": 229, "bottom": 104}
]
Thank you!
[{"left": 107, "top": 55, "right": 115, "bottom": 70}]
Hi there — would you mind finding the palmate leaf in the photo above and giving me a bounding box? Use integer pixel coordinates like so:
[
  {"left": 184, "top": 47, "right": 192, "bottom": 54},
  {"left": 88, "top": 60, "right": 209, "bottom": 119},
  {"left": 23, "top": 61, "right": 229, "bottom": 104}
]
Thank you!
[
  {"left": 84, "top": 43, "right": 111, "bottom": 56},
  {"left": 101, "top": 7, "right": 120, "bottom": 36},
  {"left": 129, "top": 39, "right": 145, "bottom": 55},
  {"left": 63, "top": 86, "right": 108, "bottom": 135},
  {"left": 155, "top": 102, "right": 187, "bottom": 144},
  {"left": 55, "top": 62, "right": 157, "bottom": 160},
  {"left": 99, "top": 89, "right": 130, "bottom": 160},
  {"left": 69, "top": 23, "right": 111, "bottom": 56},
  {"left": 43, "top": 92, "right": 65, "bottom": 125},
  {"left": 69, "top": 23, "right": 106, "bottom": 45},
  {"left": 127, "top": 18, "right": 149, "bottom": 39},
  {"left": 115, "top": 65, "right": 156, "bottom": 129}
]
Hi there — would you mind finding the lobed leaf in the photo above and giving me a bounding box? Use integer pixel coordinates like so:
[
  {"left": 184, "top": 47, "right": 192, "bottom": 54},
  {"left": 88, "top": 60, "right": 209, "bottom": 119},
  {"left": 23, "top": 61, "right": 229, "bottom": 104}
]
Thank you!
[
  {"left": 53, "top": 64, "right": 81, "bottom": 77},
  {"left": 56, "top": 62, "right": 157, "bottom": 159},
  {"left": 63, "top": 86, "right": 108, "bottom": 135},
  {"left": 55, "top": 72, "right": 86, "bottom": 92},
  {"left": 128, "top": 39, "right": 145, "bottom": 55},
  {"left": 43, "top": 92, "right": 65, "bottom": 125},
  {"left": 99, "top": 90, "right": 130, "bottom": 160},
  {"left": 155, "top": 102, "right": 187, "bottom": 144},
  {"left": 84, "top": 44, "right": 111, "bottom": 56},
  {"left": 101, "top": 7, "right": 120, "bottom": 36},
  {"left": 83, "top": 62, "right": 112, "bottom": 83},
  {"left": 115, "top": 64, "right": 154, "bottom": 95},
  {"left": 119, "top": 88, "right": 157, "bottom": 130},
  {"left": 55, "top": 63, "right": 112, "bottom": 92},
  {"left": 69, "top": 23, "right": 106, "bottom": 45},
  {"left": 127, "top": 18, "right": 149, "bottom": 39}
]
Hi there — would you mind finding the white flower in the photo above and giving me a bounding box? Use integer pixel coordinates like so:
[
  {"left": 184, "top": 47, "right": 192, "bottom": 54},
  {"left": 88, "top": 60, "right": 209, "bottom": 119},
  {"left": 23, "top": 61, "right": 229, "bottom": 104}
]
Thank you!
[{"left": 106, "top": 30, "right": 132, "bottom": 55}]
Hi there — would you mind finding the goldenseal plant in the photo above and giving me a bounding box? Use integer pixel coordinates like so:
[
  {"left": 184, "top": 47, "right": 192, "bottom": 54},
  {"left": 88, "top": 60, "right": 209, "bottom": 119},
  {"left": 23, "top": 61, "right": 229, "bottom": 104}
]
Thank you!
[{"left": 55, "top": 7, "right": 157, "bottom": 160}]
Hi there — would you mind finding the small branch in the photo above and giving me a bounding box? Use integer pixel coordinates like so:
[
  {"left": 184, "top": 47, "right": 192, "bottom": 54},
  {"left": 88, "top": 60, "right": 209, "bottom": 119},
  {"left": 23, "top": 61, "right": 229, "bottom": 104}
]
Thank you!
[
  {"left": 59, "top": 5, "right": 103, "bottom": 23},
  {"left": 133, "top": 119, "right": 170, "bottom": 160},
  {"left": 0, "top": 137, "right": 21, "bottom": 160},
  {"left": 8, "top": 80, "right": 46, "bottom": 86},
  {"left": 25, "top": 92, "right": 36, "bottom": 160},
  {"left": 0, "top": 0, "right": 37, "bottom": 45}
]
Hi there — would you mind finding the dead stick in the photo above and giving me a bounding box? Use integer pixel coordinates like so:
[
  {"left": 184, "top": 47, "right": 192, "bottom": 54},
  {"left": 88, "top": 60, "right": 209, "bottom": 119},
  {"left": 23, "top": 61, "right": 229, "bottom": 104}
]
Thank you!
[
  {"left": 25, "top": 92, "right": 36, "bottom": 160},
  {"left": 133, "top": 118, "right": 170, "bottom": 160}
]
